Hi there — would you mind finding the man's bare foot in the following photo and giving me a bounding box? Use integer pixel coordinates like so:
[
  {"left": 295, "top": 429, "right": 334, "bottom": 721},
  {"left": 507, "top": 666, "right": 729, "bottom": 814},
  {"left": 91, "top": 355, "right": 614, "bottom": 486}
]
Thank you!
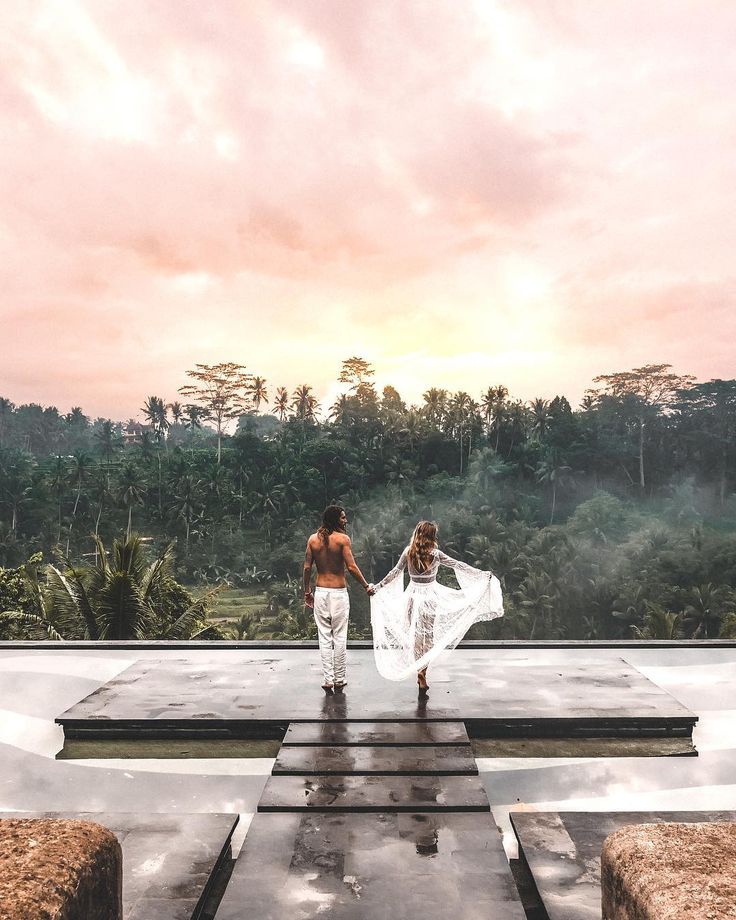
[
  {"left": 417, "top": 670, "right": 428, "bottom": 690},
  {"left": 322, "top": 684, "right": 334, "bottom": 694}
]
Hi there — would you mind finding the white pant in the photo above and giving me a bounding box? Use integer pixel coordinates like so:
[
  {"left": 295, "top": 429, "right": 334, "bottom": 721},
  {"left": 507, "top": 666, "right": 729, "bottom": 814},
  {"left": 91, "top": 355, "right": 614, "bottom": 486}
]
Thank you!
[{"left": 313, "top": 587, "right": 349, "bottom": 685}]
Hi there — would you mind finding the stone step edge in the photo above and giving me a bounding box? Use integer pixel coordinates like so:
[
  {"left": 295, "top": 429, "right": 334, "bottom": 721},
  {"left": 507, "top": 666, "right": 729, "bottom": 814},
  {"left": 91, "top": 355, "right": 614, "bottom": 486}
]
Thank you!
[{"left": 257, "top": 803, "right": 491, "bottom": 813}]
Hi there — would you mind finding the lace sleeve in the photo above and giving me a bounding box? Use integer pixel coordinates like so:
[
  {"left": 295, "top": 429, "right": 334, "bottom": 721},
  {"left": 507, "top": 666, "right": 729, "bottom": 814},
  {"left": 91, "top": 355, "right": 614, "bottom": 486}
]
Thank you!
[
  {"left": 435, "top": 549, "right": 488, "bottom": 577},
  {"left": 374, "top": 548, "right": 408, "bottom": 591}
]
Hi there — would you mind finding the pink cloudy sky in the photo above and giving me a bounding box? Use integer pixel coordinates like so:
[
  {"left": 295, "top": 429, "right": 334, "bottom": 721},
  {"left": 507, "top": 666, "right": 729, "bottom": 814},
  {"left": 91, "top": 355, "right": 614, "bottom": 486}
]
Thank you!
[{"left": 1, "top": 0, "right": 735, "bottom": 420}]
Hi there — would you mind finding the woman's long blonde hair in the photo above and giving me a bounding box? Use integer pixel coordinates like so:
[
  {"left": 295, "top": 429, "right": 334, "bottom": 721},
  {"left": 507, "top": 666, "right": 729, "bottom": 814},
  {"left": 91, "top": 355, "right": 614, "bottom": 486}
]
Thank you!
[{"left": 408, "top": 521, "right": 438, "bottom": 573}]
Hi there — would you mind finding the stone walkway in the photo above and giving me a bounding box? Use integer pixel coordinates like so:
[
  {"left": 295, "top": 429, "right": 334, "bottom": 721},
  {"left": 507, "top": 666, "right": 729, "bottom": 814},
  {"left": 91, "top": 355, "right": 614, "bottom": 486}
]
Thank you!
[{"left": 215, "top": 715, "right": 525, "bottom": 919}]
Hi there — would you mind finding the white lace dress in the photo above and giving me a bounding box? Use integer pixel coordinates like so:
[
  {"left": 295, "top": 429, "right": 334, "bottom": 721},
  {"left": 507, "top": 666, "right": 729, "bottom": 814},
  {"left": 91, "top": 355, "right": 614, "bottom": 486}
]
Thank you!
[{"left": 370, "top": 546, "right": 504, "bottom": 681}]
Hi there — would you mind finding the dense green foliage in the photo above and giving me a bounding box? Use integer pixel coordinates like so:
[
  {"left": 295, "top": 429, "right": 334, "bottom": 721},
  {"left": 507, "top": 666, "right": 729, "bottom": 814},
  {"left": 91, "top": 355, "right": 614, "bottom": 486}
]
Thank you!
[
  {"left": 1, "top": 361, "right": 735, "bottom": 640},
  {"left": 0, "top": 536, "right": 223, "bottom": 641}
]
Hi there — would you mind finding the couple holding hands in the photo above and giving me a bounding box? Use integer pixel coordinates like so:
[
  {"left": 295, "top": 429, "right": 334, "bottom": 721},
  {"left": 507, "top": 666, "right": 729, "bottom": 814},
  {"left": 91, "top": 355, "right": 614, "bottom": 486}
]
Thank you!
[{"left": 304, "top": 504, "right": 504, "bottom": 695}]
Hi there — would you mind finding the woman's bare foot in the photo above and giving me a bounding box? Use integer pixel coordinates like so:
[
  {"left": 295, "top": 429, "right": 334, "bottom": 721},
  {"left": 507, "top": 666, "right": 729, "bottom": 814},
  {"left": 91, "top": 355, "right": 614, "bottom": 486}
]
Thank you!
[
  {"left": 417, "top": 669, "right": 428, "bottom": 692},
  {"left": 334, "top": 682, "right": 347, "bottom": 691}
]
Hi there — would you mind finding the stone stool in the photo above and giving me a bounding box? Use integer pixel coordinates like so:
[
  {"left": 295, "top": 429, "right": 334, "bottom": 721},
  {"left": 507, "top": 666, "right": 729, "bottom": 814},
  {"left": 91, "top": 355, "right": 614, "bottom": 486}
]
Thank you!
[
  {"left": 602, "top": 821, "right": 736, "bottom": 919},
  {"left": 0, "top": 818, "right": 122, "bottom": 920}
]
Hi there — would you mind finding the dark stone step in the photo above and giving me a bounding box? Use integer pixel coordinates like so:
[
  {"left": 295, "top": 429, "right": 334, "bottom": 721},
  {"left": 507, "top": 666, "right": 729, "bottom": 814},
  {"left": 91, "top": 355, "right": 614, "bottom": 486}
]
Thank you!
[
  {"left": 283, "top": 720, "right": 470, "bottom": 746},
  {"left": 258, "top": 774, "right": 490, "bottom": 813},
  {"left": 215, "top": 812, "right": 526, "bottom": 919},
  {"left": 512, "top": 810, "right": 736, "bottom": 920},
  {"left": 273, "top": 744, "right": 477, "bottom": 775}
]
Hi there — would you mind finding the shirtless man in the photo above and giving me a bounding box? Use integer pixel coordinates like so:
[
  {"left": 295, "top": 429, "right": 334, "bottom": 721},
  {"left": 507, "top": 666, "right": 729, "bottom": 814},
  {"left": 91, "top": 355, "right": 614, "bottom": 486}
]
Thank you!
[{"left": 304, "top": 504, "right": 374, "bottom": 692}]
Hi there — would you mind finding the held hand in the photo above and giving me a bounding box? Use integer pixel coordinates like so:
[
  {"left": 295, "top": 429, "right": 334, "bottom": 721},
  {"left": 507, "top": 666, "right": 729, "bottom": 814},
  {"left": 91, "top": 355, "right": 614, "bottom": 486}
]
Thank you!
[
  {"left": 304, "top": 590, "right": 314, "bottom": 609},
  {"left": 365, "top": 583, "right": 376, "bottom": 596}
]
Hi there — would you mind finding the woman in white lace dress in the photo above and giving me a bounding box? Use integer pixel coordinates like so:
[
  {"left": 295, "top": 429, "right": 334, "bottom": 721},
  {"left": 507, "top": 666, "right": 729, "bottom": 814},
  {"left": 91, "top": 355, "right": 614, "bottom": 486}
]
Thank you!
[{"left": 370, "top": 521, "right": 504, "bottom": 693}]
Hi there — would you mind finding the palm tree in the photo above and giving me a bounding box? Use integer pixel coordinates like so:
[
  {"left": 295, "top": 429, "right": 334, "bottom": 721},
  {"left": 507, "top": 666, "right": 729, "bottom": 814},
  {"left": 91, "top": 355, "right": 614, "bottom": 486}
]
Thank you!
[
  {"left": 535, "top": 455, "right": 574, "bottom": 524},
  {"left": 49, "top": 455, "right": 67, "bottom": 542},
  {"left": 89, "top": 467, "right": 111, "bottom": 553},
  {"left": 183, "top": 404, "right": 204, "bottom": 430},
  {"left": 683, "top": 583, "right": 733, "bottom": 638},
  {"left": 330, "top": 394, "right": 353, "bottom": 426},
  {"left": 94, "top": 420, "right": 116, "bottom": 464},
  {"left": 141, "top": 396, "right": 169, "bottom": 445},
  {"left": 170, "top": 475, "right": 203, "bottom": 553},
  {"left": 168, "top": 401, "right": 184, "bottom": 425},
  {"left": 118, "top": 464, "right": 146, "bottom": 539},
  {"left": 292, "top": 385, "right": 319, "bottom": 420},
  {"left": 400, "top": 409, "right": 424, "bottom": 453},
  {"left": 480, "top": 385, "right": 508, "bottom": 449},
  {"left": 41, "top": 536, "right": 221, "bottom": 639},
  {"left": 632, "top": 606, "right": 684, "bottom": 640},
  {"left": 422, "top": 388, "right": 448, "bottom": 428},
  {"left": 1, "top": 456, "right": 33, "bottom": 533},
  {"left": 250, "top": 376, "right": 268, "bottom": 411},
  {"left": 273, "top": 387, "right": 290, "bottom": 421},
  {"left": 0, "top": 397, "right": 14, "bottom": 449},
  {"left": 448, "top": 391, "right": 472, "bottom": 473},
  {"left": 515, "top": 572, "right": 555, "bottom": 639},
  {"left": 66, "top": 451, "right": 92, "bottom": 554},
  {"left": 529, "top": 398, "right": 550, "bottom": 442}
]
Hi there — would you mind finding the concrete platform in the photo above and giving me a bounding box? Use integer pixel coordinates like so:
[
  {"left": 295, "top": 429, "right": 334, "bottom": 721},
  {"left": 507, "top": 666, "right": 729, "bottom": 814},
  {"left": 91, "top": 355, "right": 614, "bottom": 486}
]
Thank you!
[
  {"left": 258, "top": 774, "right": 490, "bottom": 812},
  {"left": 214, "top": 811, "right": 526, "bottom": 920},
  {"left": 4, "top": 811, "right": 238, "bottom": 920},
  {"left": 55, "top": 653, "right": 697, "bottom": 740},
  {"left": 511, "top": 810, "right": 736, "bottom": 920},
  {"left": 273, "top": 744, "right": 477, "bottom": 775}
]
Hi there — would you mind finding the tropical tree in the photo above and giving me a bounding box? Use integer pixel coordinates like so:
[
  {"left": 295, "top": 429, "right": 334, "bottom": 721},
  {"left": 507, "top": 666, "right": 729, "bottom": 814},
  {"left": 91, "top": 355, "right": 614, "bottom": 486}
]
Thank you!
[
  {"left": 292, "top": 385, "right": 319, "bottom": 421},
  {"left": 179, "top": 363, "right": 255, "bottom": 463},
  {"left": 273, "top": 387, "right": 290, "bottom": 421},
  {"left": 682, "top": 583, "right": 733, "bottom": 638},
  {"left": 535, "top": 454, "right": 574, "bottom": 525},
  {"left": 591, "top": 364, "right": 695, "bottom": 491},
  {"left": 118, "top": 464, "right": 146, "bottom": 539},
  {"left": 631, "top": 605, "right": 684, "bottom": 640},
  {"left": 168, "top": 401, "right": 184, "bottom": 425},
  {"left": 339, "top": 356, "right": 375, "bottom": 391},
  {"left": 0, "top": 397, "right": 14, "bottom": 449},
  {"left": 66, "top": 451, "right": 92, "bottom": 553},
  {"left": 529, "top": 398, "right": 550, "bottom": 442},
  {"left": 17, "top": 537, "right": 223, "bottom": 639},
  {"left": 422, "top": 388, "right": 448, "bottom": 429},
  {"left": 141, "top": 396, "right": 169, "bottom": 445},
  {"left": 481, "top": 385, "right": 509, "bottom": 449},
  {"left": 250, "top": 376, "right": 268, "bottom": 411}
]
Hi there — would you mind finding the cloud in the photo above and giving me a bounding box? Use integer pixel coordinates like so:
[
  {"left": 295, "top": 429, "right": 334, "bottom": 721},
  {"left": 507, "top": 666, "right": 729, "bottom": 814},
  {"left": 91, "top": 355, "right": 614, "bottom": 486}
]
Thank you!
[{"left": 0, "top": 1, "right": 734, "bottom": 417}]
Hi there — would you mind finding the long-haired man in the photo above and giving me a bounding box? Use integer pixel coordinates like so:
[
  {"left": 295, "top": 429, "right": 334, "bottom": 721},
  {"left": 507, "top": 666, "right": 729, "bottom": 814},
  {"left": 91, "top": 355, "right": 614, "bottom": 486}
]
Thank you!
[{"left": 303, "top": 504, "right": 374, "bottom": 692}]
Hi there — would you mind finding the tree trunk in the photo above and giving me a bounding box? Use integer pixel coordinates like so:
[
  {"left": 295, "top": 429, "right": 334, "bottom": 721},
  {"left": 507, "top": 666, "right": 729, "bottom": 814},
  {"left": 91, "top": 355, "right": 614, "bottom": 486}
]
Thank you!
[
  {"left": 550, "top": 482, "right": 557, "bottom": 525},
  {"left": 638, "top": 415, "right": 645, "bottom": 490},
  {"left": 127, "top": 506, "right": 133, "bottom": 539}
]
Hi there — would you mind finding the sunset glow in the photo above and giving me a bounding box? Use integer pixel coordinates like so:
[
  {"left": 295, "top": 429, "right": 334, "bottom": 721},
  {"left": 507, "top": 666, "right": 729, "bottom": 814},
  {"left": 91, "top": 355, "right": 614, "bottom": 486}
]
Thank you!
[{"left": 1, "top": 1, "right": 735, "bottom": 419}]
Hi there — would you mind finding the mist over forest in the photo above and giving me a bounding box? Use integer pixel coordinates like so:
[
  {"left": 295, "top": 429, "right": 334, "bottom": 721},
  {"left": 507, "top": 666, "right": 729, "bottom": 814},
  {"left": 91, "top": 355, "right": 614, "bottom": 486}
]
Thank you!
[{"left": 1, "top": 358, "right": 735, "bottom": 642}]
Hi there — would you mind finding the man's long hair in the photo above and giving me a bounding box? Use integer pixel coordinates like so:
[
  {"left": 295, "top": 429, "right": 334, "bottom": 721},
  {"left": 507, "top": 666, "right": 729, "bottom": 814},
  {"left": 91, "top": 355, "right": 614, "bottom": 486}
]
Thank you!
[
  {"left": 408, "top": 521, "right": 438, "bottom": 573},
  {"left": 318, "top": 504, "right": 345, "bottom": 545}
]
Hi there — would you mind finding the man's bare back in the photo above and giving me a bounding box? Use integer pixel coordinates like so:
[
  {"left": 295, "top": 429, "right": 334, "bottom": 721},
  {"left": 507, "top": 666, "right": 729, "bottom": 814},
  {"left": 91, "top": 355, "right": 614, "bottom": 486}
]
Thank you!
[
  {"left": 307, "top": 531, "right": 352, "bottom": 588},
  {"left": 303, "top": 507, "right": 374, "bottom": 606}
]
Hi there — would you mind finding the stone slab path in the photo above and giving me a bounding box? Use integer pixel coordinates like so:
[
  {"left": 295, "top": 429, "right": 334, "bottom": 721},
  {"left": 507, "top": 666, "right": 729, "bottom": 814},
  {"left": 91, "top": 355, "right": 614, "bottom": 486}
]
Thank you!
[{"left": 214, "top": 718, "right": 525, "bottom": 918}]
